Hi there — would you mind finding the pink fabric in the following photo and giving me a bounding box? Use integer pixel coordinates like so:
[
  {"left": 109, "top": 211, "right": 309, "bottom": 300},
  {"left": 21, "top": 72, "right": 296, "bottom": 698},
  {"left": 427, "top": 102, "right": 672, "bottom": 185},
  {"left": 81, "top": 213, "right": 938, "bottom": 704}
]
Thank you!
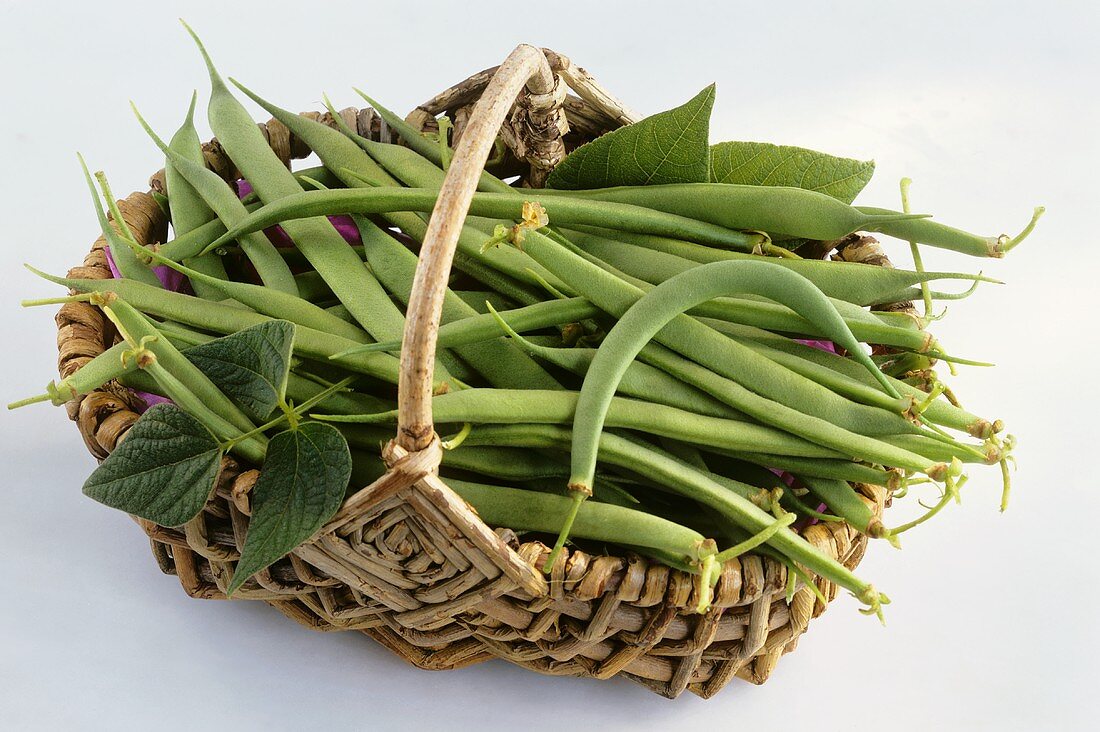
[
  {"left": 103, "top": 245, "right": 186, "bottom": 291},
  {"left": 235, "top": 179, "right": 361, "bottom": 245},
  {"left": 794, "top": 338, "right": 837, "bottom": 353}
]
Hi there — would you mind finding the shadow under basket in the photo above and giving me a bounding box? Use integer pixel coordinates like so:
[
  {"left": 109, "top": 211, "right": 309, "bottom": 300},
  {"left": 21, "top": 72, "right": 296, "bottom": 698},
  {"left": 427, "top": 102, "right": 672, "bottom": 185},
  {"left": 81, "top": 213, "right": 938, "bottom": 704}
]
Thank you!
[{"left": 55, "top": 47, "right": 889, "bottom": 699}]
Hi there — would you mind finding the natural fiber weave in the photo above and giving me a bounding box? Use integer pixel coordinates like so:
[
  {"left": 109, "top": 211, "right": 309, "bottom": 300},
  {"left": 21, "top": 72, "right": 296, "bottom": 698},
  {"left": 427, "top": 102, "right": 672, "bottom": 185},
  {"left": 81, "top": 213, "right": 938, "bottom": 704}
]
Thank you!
[{"left": 55, "top": 51, "right": 890, "bottom": 698}]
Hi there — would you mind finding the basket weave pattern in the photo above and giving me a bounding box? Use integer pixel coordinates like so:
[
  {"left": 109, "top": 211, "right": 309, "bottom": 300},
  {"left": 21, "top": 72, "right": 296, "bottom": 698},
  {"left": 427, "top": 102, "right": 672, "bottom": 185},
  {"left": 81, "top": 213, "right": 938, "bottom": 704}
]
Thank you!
[{"left": 56, "top": 51, "right": 887, "bottom": 698}]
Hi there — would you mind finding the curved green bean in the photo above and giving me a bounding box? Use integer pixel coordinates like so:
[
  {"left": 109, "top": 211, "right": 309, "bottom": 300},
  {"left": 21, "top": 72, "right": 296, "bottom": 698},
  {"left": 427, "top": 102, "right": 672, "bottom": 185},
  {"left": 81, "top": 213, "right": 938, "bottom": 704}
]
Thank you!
[
  {"left": 563, "top": 259, "right": 902, "bottom": 561},
  {"left": 487, "top": 303, "right": 744, "bottom": 420}
]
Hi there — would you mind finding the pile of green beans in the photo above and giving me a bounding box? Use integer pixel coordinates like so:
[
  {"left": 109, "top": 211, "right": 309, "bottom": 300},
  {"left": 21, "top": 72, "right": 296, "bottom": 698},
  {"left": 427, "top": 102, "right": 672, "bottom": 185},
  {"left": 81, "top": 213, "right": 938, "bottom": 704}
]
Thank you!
[{"left": 15, "top": 27, "right": 1031, "bottom": 620}]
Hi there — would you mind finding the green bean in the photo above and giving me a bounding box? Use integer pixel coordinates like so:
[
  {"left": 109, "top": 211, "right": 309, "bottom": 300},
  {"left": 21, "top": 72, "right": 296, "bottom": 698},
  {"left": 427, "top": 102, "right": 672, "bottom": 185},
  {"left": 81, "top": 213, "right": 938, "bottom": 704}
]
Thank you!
[
  {"left": 516, "top": 475, "right": 642, "bottom": 509},
  {"left": 535, "top": 183, "right": 927, "bottom": 241},
  {"left": 315, "top": 388, "right": 847, "bottom": 460},
  {"left": 800, "top": 476, "right": 883, "bottom": 538},
  {"left": 637, "top": 338, "right": 943, "bottom": 469},
  {"left": 857, "top": 205, "right": 1044, "bottom": 257},
  {"left": 450, "top": 251, "right": 547, "bottom": 305},
  {"left": 566, "top": 227, "right": 997, "bottom": 307},
  {"left": 339, "top": 424, "right": 589, "bottom": 488},
  {"left": 77, "top": 156, "right": 161, "bottom": 288},
  {"left": 446, "top": 477, "right": 710, "bottom": 567},
  {"left": 95, "top": 295, "right": 264, "bottom": 461},
  {"left": 332, "top": 297, "right": 601, "bottom": 357},
  {"left": 126, "top": 238, "right": 372, "bottom": 345},
  {"left": 487, "top": 303, "right": 744, "bottom": 420},
  {"left": 564, "top": 259, "right": 904, "bottom": 558},
  {"left": 198, "top": 186, "right": 779, "bottom": 257},
  {"left": 569, "top": 239, "right": 947, "bottom": 356},
  {"left": 354, "top": 217, "right": 562, "bottom": 390},
  {"left": 457, "top": 423, "right": 887, "bottom": 615},
  {"left": 132, "top": 103, "right": 298, "bottom": 294},
  {"left": 121, "top": 354, "right": 390, "bottom": 419},
  {"left": 454, "top": 290, "right": 516, "bottom": 313},
  {"left": 506, "top": 225, "right": 958, "bottom": 441},
  {"left": 881, "top": 434, "right": 998, "bottom": 465},
  {"left": 162, "top": 93, "right": 229, "bottom": 297},
  {"left": 158, "top": 199, "right": 261, "bottom": 261},
  {"left": 184, "top": 23, "right": 402, "bottom": 336},
  {"left": 713, "top": 450, "right": 893, "bottom": 487},
  {"left": 9, "top": 342, "right": 134, "bottom": 409},
  {"left": 354, "top": 90, "right": 514, "bottom": 194},
  {"left": 701, "top": 319, "right": 997, "bottom": 437},
  {"left": 294, "top": 270, "right": 333, "bottom": 302},
  {"left": 28, "top": 268, "right": 413, "bottom": 387},
  {"left": 442, "top": 445, "right": 571, "bottom": 481},
  {"left": 240, "top": 87, "right": 574, "bottom": 299}
]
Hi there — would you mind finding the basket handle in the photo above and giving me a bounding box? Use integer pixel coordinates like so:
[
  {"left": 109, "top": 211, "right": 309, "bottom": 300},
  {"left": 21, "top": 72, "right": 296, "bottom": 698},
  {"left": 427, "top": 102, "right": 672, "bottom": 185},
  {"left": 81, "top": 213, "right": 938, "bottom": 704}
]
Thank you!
[{"left": 395, "top": 45, "right": 557, "bottom": 452}]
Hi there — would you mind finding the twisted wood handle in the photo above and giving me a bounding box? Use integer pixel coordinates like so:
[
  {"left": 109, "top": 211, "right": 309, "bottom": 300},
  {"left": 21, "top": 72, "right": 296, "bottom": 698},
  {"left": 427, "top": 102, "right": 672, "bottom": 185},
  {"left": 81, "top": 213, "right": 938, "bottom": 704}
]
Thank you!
[{"left": 395, "top": 45, "right": 557, "bottom": 452}]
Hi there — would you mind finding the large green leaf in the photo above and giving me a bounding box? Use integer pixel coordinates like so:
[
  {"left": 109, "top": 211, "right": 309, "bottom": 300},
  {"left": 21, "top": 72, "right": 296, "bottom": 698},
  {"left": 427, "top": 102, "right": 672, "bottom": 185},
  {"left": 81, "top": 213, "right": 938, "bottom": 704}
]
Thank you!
[
  {"left": 547, "top": 85, "right": 715, "bottom": 190},
  {"left": 184, "top": 320, "right": 294, "bottom": 422},
  {"left": 228, "top": 422, "right": 352, "bottom": 594},
  {"left": 709, "top": 141, "right": 874, "bottom": 204},
  {"left": 82, "top": 403, "right": 223, "bottom": 527}
]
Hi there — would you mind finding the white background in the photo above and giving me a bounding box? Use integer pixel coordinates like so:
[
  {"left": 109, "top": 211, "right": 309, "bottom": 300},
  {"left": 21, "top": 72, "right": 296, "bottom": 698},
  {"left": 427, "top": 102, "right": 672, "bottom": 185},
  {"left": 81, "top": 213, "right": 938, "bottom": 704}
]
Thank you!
[{"left": 1, "top": 1, "right": 1095, "bottom": 729}]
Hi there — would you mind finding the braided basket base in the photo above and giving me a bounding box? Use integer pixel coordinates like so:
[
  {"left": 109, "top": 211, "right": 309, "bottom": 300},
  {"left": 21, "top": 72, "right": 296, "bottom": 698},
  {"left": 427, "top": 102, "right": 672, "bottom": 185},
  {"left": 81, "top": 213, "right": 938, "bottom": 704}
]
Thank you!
[{"left": 56, "top": 94, "right": 887, "bottom": 698}]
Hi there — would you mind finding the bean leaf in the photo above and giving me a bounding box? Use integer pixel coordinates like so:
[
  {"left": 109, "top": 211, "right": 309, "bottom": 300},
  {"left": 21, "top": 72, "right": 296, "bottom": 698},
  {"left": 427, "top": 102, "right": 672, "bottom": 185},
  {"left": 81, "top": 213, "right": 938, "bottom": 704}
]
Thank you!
[
  {"left": 82, "top": 403, "right": 223, "bottom": 527},
  {"left": 547, "top": 85, "right": 715, "bottom": 190},
  {"left": 709, "top": 141, "right": 874, "bottom": 204},
  {"left": 184, "top": 320, "right": 294, "bottom": 422},
  {"left": 228, "top": 422, "right": 352, "bottom": 594}
]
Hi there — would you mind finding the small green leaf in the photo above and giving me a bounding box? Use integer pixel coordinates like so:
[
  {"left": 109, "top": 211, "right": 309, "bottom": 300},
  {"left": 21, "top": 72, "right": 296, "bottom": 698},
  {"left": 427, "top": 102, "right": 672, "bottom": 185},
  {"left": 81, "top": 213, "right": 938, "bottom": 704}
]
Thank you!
[
  {"left": 228, "top": 422, "right": 352, "bottom": 594},
  {"left": 547, "top": 85, "right": 715, "bottom": 190},
  {"left": 709, "top": 141, "right": 874, "bottom": 204},
  {"left": 82, "top": 403, "right": 223, "bottom": 527},
  {"left": 184, "top": 320, "right": 294, "bottom": 422}
]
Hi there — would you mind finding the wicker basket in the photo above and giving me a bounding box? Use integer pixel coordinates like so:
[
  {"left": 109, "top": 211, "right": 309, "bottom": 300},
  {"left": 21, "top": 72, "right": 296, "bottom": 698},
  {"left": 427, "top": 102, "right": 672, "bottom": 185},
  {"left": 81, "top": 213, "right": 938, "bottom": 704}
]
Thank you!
[{"left": 55, "top": 46, "right": 889, "bottom": 698}]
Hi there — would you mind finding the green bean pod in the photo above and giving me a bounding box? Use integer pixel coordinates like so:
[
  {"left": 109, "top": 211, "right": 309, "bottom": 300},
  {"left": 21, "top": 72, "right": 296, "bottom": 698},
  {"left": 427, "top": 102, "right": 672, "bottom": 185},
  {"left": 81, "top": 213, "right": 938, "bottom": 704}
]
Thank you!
[
  {"left": 163, "top": 93, "right": 229, "bottom": 297},
  {"left": 488, "top": 304, "right": 744, "bottom": 420},
  {"left": 239, "top": 87, "right": 574, "bottom": 298},
  {"left": 185, "top": 23, "right": 410, "bottom": 335},
  {"left": 457, "top": 423, "right": 887, "bottom": 614},
  {"left": 128, "top": 240, "right": 372, "bottom": 345},
  {"left": 158, "top": 199, "right": 260, "bottom": 261},
  {"left": 198, "top": 186, "right": 771, "bottom": 256},
  {"left": 101, "top": 297, "right": 258, "bottom": 436},
  {"left": 447, "top": 477, "right": 710, "bottom": 564},
  {"left": 567, "top": 227, "right": 996, "bottom": 307},
  {"left": 77, "top": 156, "right": 161, "bottom": 288},
  {"left": 535, "top": 183, "right": 925, "bottom": 240},
  {"left": 857, "top": 205, "right": 1043, "bottom": 257},
  {"left": 133, "top": 104, "right": 298, "bottom": 294},
  {"left": 315, "top": 388, "right": 849, "bottom": 460},
  {"left": 28, "top": 268, "right": 409, "bottom": 387},
  {"left": 566, "top": 260, "right": 903, "bottom": 561},
  {"left": 9, "top": 342, "right": 134, "bottom": 409}
]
